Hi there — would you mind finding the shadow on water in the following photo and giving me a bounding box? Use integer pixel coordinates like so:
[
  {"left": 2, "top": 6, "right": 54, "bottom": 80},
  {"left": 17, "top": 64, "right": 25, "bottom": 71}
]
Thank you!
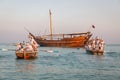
[
  {"left": 85, "top": 51, "right": 105, "bottom": 58},
  {"left": 105, "top": 51, "right": 120, "bottom": 58},
  {"left": 106, "top": 51, "right": 117, "bottom": 54}
]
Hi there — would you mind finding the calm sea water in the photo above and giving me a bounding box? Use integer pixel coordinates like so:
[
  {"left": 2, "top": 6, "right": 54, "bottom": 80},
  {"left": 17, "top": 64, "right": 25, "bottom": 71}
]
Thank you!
[{"left": 0, "top": 43, "right": 120, "bottom": 80}]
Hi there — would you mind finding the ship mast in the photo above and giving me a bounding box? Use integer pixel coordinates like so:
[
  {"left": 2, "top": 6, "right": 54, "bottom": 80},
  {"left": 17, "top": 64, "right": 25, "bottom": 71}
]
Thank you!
[{"left": 49, "top": 9, "right": 53, "bottom": 40}]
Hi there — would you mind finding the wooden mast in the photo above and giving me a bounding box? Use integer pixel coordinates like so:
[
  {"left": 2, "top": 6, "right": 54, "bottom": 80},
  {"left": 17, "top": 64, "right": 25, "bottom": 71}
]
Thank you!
[{"left": 49, "top": 9, "right": 53, "bottom": 40}]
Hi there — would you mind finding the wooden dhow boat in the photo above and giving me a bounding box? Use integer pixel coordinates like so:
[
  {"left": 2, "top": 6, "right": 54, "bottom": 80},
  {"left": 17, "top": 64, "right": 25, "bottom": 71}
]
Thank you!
[
  {"left": 28, "top": 10, "right": 92, "bottom": 48},
  {"left": 16, "top": 50, "right": 38, "bottom": 59},
  {"left": 29, "top": 32, "right": 92, "bottom": 48}
]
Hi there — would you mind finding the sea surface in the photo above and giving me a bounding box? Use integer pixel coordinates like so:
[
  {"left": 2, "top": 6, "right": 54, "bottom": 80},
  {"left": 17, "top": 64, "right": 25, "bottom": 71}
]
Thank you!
[{"left": 0, "top": 43, "right": 120, "bottom": 80}]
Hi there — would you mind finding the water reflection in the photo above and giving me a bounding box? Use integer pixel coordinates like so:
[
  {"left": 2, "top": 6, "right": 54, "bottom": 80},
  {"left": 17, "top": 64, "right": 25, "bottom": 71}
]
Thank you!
[{"left": 15, "top": 59, "right": 37, "bottom": 72}]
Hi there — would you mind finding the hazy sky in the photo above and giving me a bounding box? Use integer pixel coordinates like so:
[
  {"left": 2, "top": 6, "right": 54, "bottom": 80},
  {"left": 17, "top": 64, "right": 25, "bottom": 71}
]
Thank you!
[{"left": 0, "top": 0, "right": 120, "bottom": 44}]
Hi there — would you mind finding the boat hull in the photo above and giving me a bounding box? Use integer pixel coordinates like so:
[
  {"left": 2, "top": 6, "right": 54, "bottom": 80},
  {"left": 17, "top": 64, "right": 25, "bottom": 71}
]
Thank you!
[
  {"left": 36, "top": 38, "right": 87, "bottom": 47},
  {"left": 32, "top": 32, "right": 92, "bottom": 48},
  {"left": 86, "top": 50, "right": 104, "bottom": 55},
  {"left": 16, "top": 51, "right": 38, "bottom": 59}
]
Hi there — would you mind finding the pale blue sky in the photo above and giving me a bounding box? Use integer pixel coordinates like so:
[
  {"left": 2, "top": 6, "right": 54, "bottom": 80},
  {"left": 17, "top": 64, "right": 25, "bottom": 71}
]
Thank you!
[{"left": 0, "top": 0, "right": 120, "bottom": 44}]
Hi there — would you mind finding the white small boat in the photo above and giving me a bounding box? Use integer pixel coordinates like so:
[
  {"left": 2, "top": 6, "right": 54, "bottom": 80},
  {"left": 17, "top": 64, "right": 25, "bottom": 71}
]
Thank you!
[{"left": 85, "top": 38, "right": 105, "bottom": 55}]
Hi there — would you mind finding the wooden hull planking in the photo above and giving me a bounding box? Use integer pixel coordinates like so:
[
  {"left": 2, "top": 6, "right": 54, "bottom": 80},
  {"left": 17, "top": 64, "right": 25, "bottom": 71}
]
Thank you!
[
  {"left": 30, "top": 32, "right": 92, "bottom": 47},
  {"left": 16, "top": 51, "right": 38, "bottom": 59}
]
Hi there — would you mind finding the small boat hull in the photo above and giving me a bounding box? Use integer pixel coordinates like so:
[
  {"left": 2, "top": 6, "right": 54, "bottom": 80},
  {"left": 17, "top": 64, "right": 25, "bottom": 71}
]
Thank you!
[
  {"left": 86, "top": 49, "right": 104, "bottom": 55},
  {"left": 16, "top": 51, "right": 38, "bottom": 59}
]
